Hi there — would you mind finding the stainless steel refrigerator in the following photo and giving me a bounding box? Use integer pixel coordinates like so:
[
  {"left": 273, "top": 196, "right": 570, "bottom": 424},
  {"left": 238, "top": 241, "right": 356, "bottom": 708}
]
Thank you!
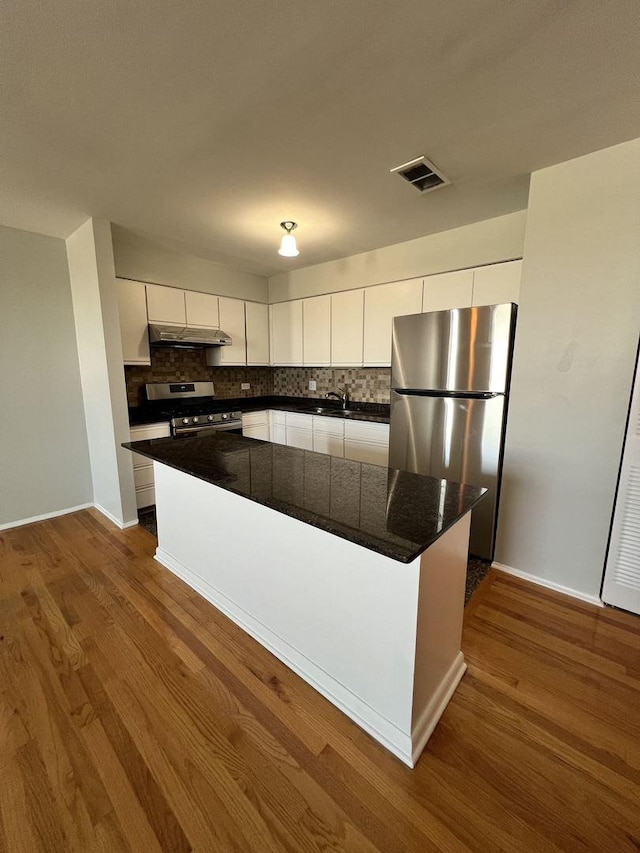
[{"left": 389, "top": 302, "right": 517, "bottom": 560}]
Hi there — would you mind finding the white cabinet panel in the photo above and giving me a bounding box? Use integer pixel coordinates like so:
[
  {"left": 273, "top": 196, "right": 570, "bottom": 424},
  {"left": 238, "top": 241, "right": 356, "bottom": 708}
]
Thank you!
[
  {"left": 218, "top": 297, "right": 246, "bottom": 365},
  {"left": 129, "top": 422, "right": 171, "bottom": 508},
  {"left": 303, "top": 295, "right": 331, "bottom": 365},
  {"left": 363, "top": 279, "right": 423, "bottom": 366},
  {"left": 270, "top": 301, "right": 303, "bottom": 365},
  {"left": 472, "top": 260, "right": 522, "bottom": 306},
  {"left": 185, "top": 290, "right": 219, "bottom": 327},
  {"left": 331, "top": 289, "right": 364, "bottom": 366},
  {"left": 312, "top": 416, "right": 344, "bottom": 436},
  {"left": 313, "top": 432, "right": 344, "bottom": 457},
  {"left": 116, "top": 278, "right": 151, "bottom": 365},
  {"left": 146, "top": 284, "right": 186, "bottom": 325},
  {"left": 287, "top": 426, "right": 314, "bottom": 450},
  {"left": 269, "top": 411, "right": 287, "bottom": 444},
  {"left": 242, "top": 411, "right": 270, "bottom": 441},
  {"left": 343, "top": 441, "right": 389, "bottom": 467},
  {"left": 246, "top": 302, "right": 270, "bottom": 365},
  {"left": 343, "top": 421, "right": 390, "bottom": 467},
  {"left": 422, "top": 270, "right": 474, "bottom": 313}
]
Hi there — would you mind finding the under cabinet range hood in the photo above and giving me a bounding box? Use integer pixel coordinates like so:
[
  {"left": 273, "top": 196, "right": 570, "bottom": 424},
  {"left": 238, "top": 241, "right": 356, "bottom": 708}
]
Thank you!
[{"left": 148, "top": 323, "right": 232, "bottom": 348}]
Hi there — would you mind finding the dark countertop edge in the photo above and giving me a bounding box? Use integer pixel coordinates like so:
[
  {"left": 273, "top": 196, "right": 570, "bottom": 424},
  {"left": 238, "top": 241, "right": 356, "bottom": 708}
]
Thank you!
[
  {"left": 129, "top": 396, "right": 390, "bottom": 427},
  {"left": 123, "top": 437, "right": 485, "bottom": 564}
]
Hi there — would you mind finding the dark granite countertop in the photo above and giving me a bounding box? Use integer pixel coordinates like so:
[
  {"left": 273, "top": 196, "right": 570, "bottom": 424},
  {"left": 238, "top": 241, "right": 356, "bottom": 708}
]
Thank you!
[
  {"left": 128, "top": 396, "right": 390, "bottom": 427},
  {"left": 123, "top": 431, "right": 485, "bottom": 563}
]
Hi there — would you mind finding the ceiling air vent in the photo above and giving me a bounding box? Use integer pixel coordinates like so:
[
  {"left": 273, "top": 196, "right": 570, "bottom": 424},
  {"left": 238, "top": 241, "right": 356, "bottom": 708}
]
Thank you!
[{"left": 390, "top": 156, "right": 450, "bottom": 193}]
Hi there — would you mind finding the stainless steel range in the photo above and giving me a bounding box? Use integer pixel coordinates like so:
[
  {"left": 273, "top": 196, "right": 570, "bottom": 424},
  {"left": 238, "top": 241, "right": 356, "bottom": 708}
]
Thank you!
[{"left": 145, "top": 382, "right": 243, "bottom": 436}]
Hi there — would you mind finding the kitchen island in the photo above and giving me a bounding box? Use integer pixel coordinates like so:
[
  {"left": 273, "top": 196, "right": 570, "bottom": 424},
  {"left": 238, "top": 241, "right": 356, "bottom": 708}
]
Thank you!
[{"left": 124, "top": 431, "right": 485, "bottom": 767}]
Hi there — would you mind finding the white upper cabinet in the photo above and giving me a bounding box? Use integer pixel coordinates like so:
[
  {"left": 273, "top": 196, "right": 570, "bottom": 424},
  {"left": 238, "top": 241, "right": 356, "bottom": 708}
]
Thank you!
[
  {"left": 472, "top": 260, "right": 522, "bottom": 306},
  {"left": 422, "top": 269, "right": 474, "bottom": 313},
  {"left": 270, "top": 300, "right": 303, "bottom": 365},
  {"left": 303, "top": 295, "right": 331, "bottom": 366},
  {"left": 146, "top": 284, "right": 186, "bottom": 325},
  {"left": 116, "top": 278, "right": 151, "bottom": 365},
  {"left": 363, "top": 278, "right": 423, "bottom": 366},
  {"left": 185, "top": 290, "right": 220, "bottom": 327},
  {"left": 245, "top": 302, "right": 270, "bottom": 365},
  {"left": 217, "top": 297, "right": 246, "bottom": 365},
  {"left": 331, "top": 289, "right": 364, "bottom": 366}
]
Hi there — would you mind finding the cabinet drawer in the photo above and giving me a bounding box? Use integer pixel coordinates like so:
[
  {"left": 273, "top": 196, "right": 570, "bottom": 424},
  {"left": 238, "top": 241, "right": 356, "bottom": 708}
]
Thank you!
[
  {"left": 343, "top": 421, "right": 389, "bottom": 444},
  {"left": 242, "top": 410, "right": 269, "bottom": 427},
  {"left": 286, "top": 412, "right": 314, "bottom": 429},
  {"left": 344, "top": 440, "right": 389, "bottom": 467},
  {"left": 312, "top": 415, "right": 344, "bottom": 436},
  {"left": 133, "top": 465, "right": 155, "bottom": 489},
  {"left": 130, "top": 423, "right": 171, "bottom": 442},
  {"left": 287, "top": 426, "right": 314, "bottom": 450},
  {"left": 135, "top": 484, "right": 156, "bottom": 509}
]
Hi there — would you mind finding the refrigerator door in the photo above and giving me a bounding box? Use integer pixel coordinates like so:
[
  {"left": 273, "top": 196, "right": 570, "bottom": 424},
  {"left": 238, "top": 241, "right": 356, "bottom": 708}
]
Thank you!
[
  {"left": 391, "top": 303, "right": 516, "bottom": 394},
  {"left": 388, "top": 391, "right": 505, "bottom": 559}
]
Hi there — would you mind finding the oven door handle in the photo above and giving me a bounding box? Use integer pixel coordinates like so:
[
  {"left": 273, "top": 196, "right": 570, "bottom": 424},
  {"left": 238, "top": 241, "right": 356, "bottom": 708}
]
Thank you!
[{"left": 174, "top": 422, "right": 242, "bottom": 435}]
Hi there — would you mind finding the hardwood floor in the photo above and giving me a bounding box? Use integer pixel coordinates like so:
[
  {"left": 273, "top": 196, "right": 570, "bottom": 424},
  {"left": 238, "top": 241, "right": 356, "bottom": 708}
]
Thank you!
[{"left": 1, "top": 509, "right": 639, "bottom": 852}]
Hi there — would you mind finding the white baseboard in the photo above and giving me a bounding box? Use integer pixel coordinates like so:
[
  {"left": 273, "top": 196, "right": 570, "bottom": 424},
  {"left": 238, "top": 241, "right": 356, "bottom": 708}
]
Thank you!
[
  {"left": 0, "top": 502, "right": 94, "bottom": 531},
  {"left": 411, "top": 652, "right": 467, "bottom": 767},
  {"left": 93, "top": 504, "right": 139, "bottom": 530},
  {"left": 491, "top": 562, "right": 603, "bottom": 607},
  {"left": 155, "top": 545, "right": 415, "bottom": 767}
]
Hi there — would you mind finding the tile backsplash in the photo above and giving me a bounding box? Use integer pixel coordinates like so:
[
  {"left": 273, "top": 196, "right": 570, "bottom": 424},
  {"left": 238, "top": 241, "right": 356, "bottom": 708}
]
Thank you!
[
  {"left": 125, "top": 349, "right": 391, "bottom": 407},
  {"left": 273, "top": 367, "right": 391, "bottom": 404}
]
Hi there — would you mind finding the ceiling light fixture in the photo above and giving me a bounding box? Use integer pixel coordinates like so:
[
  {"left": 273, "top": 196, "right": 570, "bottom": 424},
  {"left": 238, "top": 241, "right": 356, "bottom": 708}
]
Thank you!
[{"left": 278, "top": 221, "right": 299, "bottom": 257}]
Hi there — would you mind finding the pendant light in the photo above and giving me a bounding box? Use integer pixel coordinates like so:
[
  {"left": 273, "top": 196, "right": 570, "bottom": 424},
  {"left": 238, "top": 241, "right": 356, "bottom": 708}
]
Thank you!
[{"left": 278, "top": 221, "right": 299, "bottom": 257}]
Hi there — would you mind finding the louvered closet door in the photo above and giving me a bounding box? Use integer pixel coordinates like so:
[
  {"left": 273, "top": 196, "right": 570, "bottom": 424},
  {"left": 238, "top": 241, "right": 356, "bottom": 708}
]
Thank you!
[{"left": 602, "top": 347, "right": 640, "bottom": 614}]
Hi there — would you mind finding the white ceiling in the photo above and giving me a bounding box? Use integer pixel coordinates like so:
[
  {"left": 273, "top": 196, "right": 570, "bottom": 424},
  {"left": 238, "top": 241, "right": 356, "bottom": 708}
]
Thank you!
[{"left": 2, "top": 0, "right": 640, "bottom": 277}]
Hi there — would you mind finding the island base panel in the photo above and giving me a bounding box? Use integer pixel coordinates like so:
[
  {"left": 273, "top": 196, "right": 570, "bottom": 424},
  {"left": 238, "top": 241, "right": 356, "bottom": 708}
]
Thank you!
[{"left": 153, "top": 461, "right": 469, "bottom": 767}]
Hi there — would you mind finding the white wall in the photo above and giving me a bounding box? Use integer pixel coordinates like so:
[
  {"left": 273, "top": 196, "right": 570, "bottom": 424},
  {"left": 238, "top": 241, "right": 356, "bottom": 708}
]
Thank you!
[
  {"left": 0, "top": 224, "right": 92, "bottom": 527},
  {"left": 67, "top": 218, "right": 137, "bottom": 527},
  {"left": 268, "top": 210, "right": 527, "bottom": 302},
  {"left": 496, "top": 138, "right": 640, "bottom": 599},
  {"left": 112, "top": 225, "right": 269, "bottom": 303}
]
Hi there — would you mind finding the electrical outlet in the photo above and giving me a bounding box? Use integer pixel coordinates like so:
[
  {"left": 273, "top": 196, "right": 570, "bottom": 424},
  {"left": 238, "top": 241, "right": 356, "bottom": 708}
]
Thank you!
[
  {"left": 241, "top": 382, "right": 250, "bottom": 390},
  {"left": 308, "top": 380, "right": 317, "bottom": 391}
]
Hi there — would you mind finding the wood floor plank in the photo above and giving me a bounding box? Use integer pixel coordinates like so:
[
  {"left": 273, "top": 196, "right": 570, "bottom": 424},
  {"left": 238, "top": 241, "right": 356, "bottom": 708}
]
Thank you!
[{"left": 1, "top": 511, "right": 640, "bottom": 852}]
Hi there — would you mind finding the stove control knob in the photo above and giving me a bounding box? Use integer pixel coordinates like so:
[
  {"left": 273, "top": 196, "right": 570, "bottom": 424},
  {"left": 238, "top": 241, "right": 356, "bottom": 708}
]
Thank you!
[
  {"left": 208, "top": 415, "right": 215, "bottom": 422},
  {"left": 222, "top": 413, "right": 228, "bottom": 419},
  {"left": 192, "top": 417, "right": 200, "bottom": 424},
  {"left": 182, "top": 418, "right": 190, "bottom": 425}
]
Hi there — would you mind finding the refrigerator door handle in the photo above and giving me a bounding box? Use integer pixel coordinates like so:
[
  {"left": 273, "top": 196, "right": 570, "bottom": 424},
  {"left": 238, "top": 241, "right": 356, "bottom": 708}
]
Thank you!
[{"left": 392, "top": 389, "right": 501, "bottom": 400}]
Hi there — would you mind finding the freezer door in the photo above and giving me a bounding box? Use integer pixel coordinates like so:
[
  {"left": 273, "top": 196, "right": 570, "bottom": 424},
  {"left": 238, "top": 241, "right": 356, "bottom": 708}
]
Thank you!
[
  {"left": 388, "top": 391, "right": 505, "bottom": 559},
  {"left": 391, "top": 303, "right": 516, "bottom": 394}
]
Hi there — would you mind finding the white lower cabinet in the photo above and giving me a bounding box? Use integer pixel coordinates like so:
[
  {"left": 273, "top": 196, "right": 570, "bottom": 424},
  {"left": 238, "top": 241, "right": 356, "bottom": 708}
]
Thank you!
[
  {"left": 285, "top": 412, "right": 314, "bottom": 450},
  {"left": 129, "top": 422, "right": 171, "bottom": 508},
  {"left": 312, "top": 415, "right": 344, "bottom": 457},
  {"left": 241, "top": 410, "right": 270, "bottom": 441},
  {"left": 343, "top": 421, "right": 390, "bottom": 467},
  {"left": 269, "top": 411, "right": 287, "bottom": 445}
]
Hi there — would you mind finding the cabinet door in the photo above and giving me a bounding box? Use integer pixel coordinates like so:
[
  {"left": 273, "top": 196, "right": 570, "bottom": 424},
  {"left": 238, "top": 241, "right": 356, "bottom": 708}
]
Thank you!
[
  {"left": 472, "top": 260, "right": 522, "bottom": 307},
  {"left": 343, "top": 440, "right": 389, "bottom": 467},
  {"left": 422, "top": 270, "right": 474, "bottom": 313},
  {"left": 242, "top": 411, "right": 270, "bottom": 441},
  {"left": 287, "top": 426, "right": 314, "bottom": 450},
  {"left": 363, "top": 279, "right": 423, "bottom": 366},
  {"left": 246, "top": 302, "right": 270, "bottom": 365},
  {"left": 116, "top": 279, "right": 151, "bottom": 365},
  {"left": 146, "top": 284, "right": 186, "bottom": 325},
  {"left": 185, "top": 290, "right": 219, "bottom": 327},
  {"left": 331, "top": 289, "right": 364, "bottom": 366},
  {"left": 313, "top": 432, "right": 344, "bottom": 457},
  {"left": 270, "top": 301, "right": 303, "bottom": 365},
  {"left": 303, "top": 295, "right": 331, "bottom": 365},
  {"left": 218, "top": 297, "right": 246, "bottom": 365}
]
